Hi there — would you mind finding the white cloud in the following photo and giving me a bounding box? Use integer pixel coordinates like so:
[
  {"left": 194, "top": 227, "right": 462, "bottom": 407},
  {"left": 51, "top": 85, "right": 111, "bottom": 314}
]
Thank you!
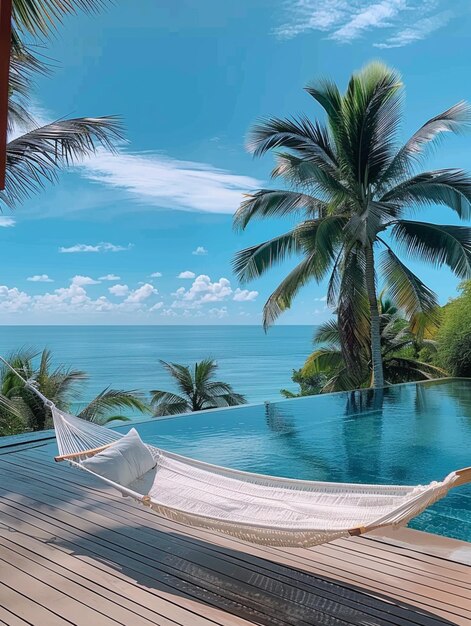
[
  {"left": 77, "top": 149, "right": 262, "bottom": 214},
  {"left": 27, "top": 274, "right": 53, "bottom": 283},
  {"left": 150, "top": 272, "right": 163, "bottom": 278},
  {"left": 208, "top": 307, "right": 228, "bottom": 319},
  {"left": 172, "top": 274, "right": 233, "bottom": 308},
  {"left": 71, "top": 275, "right": 100, "bottom": 286},
  {"left": 59, "top": 242, "right": 133, "bottom": 253},
  {"left": 149, "top": 301, "right": 164, "bottom": 311},
  {"left": 178, "top": 271, "right": 196, "bottom": 279},
  {"left": 109, "top": 284, "right": 129, "bottom": 297},
  {"left": 314, "top": 295, "right": 328, "bottom": 302},
  {"left": 99, "top": 274, "right": 121, "bottom": 281},
  {"left": 0, "top": 286, "right": 31, "bottom": 312},
  {"left": 124, "top": 283, "right": 158, "bottom": 304},
  {"left": 331, "top": 0, "right": 405, "bottom": 43},
  {"left": 233, "top": 288, "right": 258, "bottom": 302},
  {"left": 274, "top": 0, "right": 451, "bottom": 48},
  {"left": 374, "top": 10, "right": 451, "bottom": 48},
  {"left": 0, "top": 216, "right": 15, "bottom": 227},
  {"left": 192, "top": 246, "right": 208, "bottom": 256}
]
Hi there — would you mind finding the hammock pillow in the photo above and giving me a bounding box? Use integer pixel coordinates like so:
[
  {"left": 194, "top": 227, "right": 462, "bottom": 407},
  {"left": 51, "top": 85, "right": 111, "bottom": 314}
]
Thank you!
[{"left": 81, "top": 427, "right": 156, "bottom": 487}]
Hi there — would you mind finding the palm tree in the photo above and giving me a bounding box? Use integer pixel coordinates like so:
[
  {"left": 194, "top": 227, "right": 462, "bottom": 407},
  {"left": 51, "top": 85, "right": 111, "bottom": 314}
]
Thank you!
[
  {"left": 0, "top": 349, "right": 149, "bottom": 435},
  {"left": 151, "top": 359, "right": 247, "bottom": 416},
  {"left": 1, "top": 33, "right": 123, "bottom": 207},
  {"left": 233, "top": 62, "right": 471, "bottom": 388},
  {"left": 301, "top": 297, "right": 445, "bottom": 393}
]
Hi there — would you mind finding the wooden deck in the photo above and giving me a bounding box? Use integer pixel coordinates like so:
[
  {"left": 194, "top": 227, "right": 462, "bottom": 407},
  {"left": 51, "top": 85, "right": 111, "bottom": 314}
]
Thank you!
[{"left": 0, "top": 442, "right": 470, "bottom": 626}]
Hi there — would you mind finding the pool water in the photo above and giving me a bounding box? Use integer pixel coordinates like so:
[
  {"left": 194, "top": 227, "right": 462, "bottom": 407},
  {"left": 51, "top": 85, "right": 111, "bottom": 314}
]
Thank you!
[{"left": 127, "top": 379, "right": 471, "bottom": 543}]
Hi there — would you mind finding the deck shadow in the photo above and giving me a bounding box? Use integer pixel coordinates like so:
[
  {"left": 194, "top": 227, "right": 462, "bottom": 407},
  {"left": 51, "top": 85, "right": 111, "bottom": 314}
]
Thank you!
[{"left": 56, "top": 521, "right": 459, "bottom": 626}]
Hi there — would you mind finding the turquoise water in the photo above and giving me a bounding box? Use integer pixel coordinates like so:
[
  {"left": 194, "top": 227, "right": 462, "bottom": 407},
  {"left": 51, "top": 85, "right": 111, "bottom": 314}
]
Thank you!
[
  {"left": 126, "top": 379, "right": 471, "bottom": 543},
  {"left": 0, "top": 325, "right": 314, "bottom": 404}
]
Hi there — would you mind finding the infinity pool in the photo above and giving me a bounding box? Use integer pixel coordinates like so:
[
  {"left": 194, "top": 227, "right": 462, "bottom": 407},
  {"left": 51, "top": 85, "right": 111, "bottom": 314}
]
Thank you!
[{"left": 127, "top": 379, "right": 471, "bottom": 542}]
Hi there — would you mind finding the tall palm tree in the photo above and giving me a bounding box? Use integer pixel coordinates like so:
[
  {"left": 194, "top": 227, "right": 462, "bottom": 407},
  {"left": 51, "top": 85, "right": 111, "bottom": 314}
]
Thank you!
[
  {"left": 0, "top": 349, "right": 149, "bottom": 434},
  {"left": 302, "top": 297, "right": 445, "bottom": 393},
  {"left": 151, "top": 359, "right": 247, "bottom": 417},
  {"left": 233, "top": 62, "right": 471, "bottom": 388}
]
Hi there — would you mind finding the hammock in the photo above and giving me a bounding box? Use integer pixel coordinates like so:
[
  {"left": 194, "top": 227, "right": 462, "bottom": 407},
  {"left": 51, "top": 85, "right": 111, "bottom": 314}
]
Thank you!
[{"left": 4, "top": 359, "right": 470, "bottom": 548}]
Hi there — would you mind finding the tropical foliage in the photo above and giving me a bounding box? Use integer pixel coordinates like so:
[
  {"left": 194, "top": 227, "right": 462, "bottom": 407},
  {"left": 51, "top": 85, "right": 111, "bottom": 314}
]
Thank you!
[
  {"left": 2, "top": 0, "right": 122, "bottom": 208},
  {"left": 151, "top": 359, "right": 247, "bottom": 416},
  {"left": 280, "top": 369, "right": 327, "bottom": 398},
  {"left": 234, "top": 61, "right": 471, "bottom": 389},
  {"left": 436, "top": 281, "right": 471, "bottom": 376},
  {"left": 0, "top": 349, "right": 149, "bottom": 436},
  {"left": 300, "top": 297, "right": 444, "bottom": 393}
]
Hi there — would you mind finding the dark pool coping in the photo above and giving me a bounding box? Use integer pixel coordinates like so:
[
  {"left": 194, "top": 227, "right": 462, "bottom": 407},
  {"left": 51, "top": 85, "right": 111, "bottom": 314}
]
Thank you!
[{"left": 0, "top": 375, "right": 469, "bottom": 451}]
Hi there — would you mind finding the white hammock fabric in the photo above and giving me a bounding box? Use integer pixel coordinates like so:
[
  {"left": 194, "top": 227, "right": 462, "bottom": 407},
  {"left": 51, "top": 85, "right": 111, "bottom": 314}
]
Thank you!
[{"left": 45, "top": 398, "right": 470, "bottom": 548}]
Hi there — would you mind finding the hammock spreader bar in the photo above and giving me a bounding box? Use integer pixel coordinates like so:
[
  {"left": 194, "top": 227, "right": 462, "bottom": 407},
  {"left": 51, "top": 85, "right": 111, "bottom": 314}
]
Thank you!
[{"left": 2, "top": 356, "right": 470, "bottom": 548}]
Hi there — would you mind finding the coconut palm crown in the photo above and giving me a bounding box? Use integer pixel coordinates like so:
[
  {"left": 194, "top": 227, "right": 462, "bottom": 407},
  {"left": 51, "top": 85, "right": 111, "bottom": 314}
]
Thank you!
[
  {"left": 151, "top": 359, "right": 247, "bottom": 416},
  {"left": 233, "top": 62, "right": 471, "bottom": 388}
]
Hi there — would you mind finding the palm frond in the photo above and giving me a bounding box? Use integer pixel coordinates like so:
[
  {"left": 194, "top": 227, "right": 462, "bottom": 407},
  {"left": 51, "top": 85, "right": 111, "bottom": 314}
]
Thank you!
[
  {"left": 157, "top": 361, "right": 195, "bottom": 396},
  {"left": 194, "top": 359, "right": 218, "bottom": 388},
  {"left": 382, "top": 169, "right": 471, "bottom": 219},
  {"left": 380, "top": 245, "right": 438, "bottom": 319},
  {"left": 78, "top": 388, "right": 149, "bottom": 423},
  {"left": 12, "top": 0, "right": 111, "bottom": 38},
  {"left": 4, "top": 116, "right": 124, "bottom": 204},
  {"left": 233, "top": 189, "right": 326, "bottom": 231},
  {"left": 246, "top": 115, "right": 337, "bottom": 172},
  {"left": 391, "top": 220, "right": 471, "bottom": 278},
  {"left": 340, "top": 61, "right": 403, "bottom": 186},
  {"left": 301, "top": 348, "right": 344, "bottom": 376},
  {"left": 381, "top": 101, "right": 471, "bottom": 183},
  {"left": 313, "top": 319, "right": 340, "bottom": 346},
  {"left": 233, "top": 229, "right": 302, "bottom": 283}
]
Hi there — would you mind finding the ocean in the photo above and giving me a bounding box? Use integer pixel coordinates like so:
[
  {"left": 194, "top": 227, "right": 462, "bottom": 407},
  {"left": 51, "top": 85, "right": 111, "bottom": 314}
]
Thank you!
[{"left": 0, "top": 326, "right": 315, "bottom": 405}]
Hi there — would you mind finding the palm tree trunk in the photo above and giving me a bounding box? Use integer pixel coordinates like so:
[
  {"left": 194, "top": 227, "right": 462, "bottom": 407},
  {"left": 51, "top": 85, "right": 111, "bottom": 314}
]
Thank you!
[{"left": 365, "top": 243, "right": 384, "bottom": 388}]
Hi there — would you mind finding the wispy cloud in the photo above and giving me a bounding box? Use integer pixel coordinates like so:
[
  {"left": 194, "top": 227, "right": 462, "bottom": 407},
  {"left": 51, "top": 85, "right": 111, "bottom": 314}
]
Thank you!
[
  {"left": 192, "top": 246, "right": 208, "bottom": 256},
  {"left": 59, "top": 242, "right": 133, "bottom": 253},
  {"left": 27, "top": 274, "right": 53, "bottom": 283},
  {"left": 178, "top": 271, "right": 196, "bottom": 279},
  {"left": 374, "top": 10, "right": 452, "bottom": 48},
  {"left": 99, "top": 274, "right": 121, "bottom": 281},
  {"left": 77, "top": 150, "right": 262, "bottom": 215},
  {"left": 150, "top": 272, "right": 163, "bottom": 278},
  {"left": 275, "top": 0, "right": 453, "bottom": 48},
  {"left": 0, "top": 217, "right": 15, "bottom": 228},
  {"left": 233, "top": 288, "right": 258, "bottom": 302}
]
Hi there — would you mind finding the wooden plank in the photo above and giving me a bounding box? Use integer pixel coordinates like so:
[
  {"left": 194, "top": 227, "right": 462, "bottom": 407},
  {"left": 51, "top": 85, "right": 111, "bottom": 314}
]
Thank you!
[
  {"left": 0, "top": 497, "right": 357, "bottom": 626},
  {"left": 0, "top": 584, "right": 67, "bottom": 626},
  {"left": 0, "top": 456, "right": 468, "bottom": 624},
  {"left": 1, "top": 468, "right": 468, "bottom": 621},
  {"left": 0, "top": 500, "right": 273, "bottom": 626},
  {"left": 0, "top": 506, "right": 433, "bottom": 626},
  {"left": 1, "top": 449, "right": 470, "bottom": 626},
  {"left": 0, "top": 480, "right": 464, "bottom": 620}
]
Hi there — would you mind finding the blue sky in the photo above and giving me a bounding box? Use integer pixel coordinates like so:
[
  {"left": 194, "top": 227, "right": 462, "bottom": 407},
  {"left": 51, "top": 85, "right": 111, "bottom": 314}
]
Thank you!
[{"left": 2, "top": 0, "right": 471, "bottom": 324}]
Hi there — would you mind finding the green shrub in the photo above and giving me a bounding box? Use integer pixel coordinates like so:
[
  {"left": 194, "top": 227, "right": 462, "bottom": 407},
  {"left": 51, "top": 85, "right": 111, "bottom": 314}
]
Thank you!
[{"left": 437, "top": 282, "right": 471, "bottom": 377}]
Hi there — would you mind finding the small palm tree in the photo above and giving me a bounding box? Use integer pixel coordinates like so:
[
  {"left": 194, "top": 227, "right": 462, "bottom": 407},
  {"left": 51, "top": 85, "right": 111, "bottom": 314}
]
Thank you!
[
  {"left": 234, "top": 62, "right": 471, "bottom": 389},
  {"left": 151, "top": 359, "right": 247, "bottom": 416},
  {"left": 0, "top": 349, "right": 149, "bottom": 434},
  {"left": 302, "top": 298, "right": 445, "bottom": 393}
]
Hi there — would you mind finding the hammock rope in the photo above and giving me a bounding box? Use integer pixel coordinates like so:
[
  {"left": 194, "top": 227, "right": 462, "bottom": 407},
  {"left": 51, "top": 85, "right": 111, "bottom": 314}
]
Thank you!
[{"left": 1, "top": 356, "right": 470, "bottom": 548}]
